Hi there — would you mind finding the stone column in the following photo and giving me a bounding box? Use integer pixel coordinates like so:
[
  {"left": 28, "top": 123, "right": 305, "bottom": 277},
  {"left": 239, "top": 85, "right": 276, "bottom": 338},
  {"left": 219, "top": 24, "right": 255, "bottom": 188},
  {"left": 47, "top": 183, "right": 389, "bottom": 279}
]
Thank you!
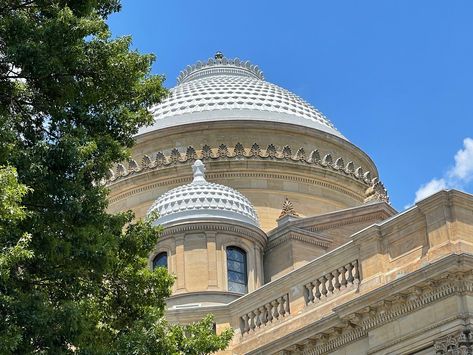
[
  {"left": 175, "top": 235, "right": 186, "bottom": 291},
  {"left": 207, "top": 232, "right": 218, "bottom": 289}
]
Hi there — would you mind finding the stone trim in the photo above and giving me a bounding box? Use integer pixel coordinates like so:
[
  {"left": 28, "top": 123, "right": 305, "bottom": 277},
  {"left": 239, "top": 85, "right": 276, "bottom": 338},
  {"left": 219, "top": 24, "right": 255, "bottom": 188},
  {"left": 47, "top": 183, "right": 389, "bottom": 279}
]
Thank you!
[
  {"left": 109, "top": 170, "right": 368, "bottom": 205},
  {"left": 307, "top": 212, "right": 388, "bottom": 233},
  {"left": 266, "top": 228, "right": 331, "bottom": 251},
  {"left": 105, "top": 143, "right": 388, "bottom": 202},
  {"left": 158, "top": 221, "right": 267, "bottom": 248},
  {"left": 177, "top": 55, "right": 265, "bottom": 83}
]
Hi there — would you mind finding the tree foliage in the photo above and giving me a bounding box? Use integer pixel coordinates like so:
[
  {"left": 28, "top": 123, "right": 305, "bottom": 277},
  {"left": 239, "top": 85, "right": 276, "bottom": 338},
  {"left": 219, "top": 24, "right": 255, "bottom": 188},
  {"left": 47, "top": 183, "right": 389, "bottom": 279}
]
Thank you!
[{"left": 0, "top": 1, "right": 233, "bottom": 353}]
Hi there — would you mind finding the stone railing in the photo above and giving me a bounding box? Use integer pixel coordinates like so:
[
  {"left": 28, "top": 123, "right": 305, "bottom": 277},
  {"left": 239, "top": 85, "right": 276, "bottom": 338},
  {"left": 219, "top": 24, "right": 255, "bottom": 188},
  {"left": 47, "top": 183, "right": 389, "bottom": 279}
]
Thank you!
[
  {"left": 240, "top": 293, "right": 290, "bottom": 335},
  {"left": 224, "top": 243, "right": 361, "bottom": 339},
  {"left": 304, "top": 260, "right": 360, "bottom": 305}
]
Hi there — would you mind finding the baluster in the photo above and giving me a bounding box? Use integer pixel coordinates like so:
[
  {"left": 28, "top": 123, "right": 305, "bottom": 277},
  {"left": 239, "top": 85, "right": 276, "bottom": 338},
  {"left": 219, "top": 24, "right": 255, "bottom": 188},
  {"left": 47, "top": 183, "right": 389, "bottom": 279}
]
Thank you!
[
  {"left": 265, "top": 303, "right": 273, "bottom": 323},
  {"left": 314, "top": 279, "right": 322, "bottom": 300},
  {"left": 339, "top": 266, "right": 348, "bottom": 288},
  {"left": 283, "top": 294, "right": 290, "bottom": 314},
  {"left": 259, "top": 306, "right": 267, "bottom": 326},
  {"left": 305, "top": 282, "right": 315, "bottom": 304},
  {"left": 271, "top": 300, "right": 280, "bottom": 319},
  {"left": 248, "top": 311, "right": 256, "bottom": 331},
  {"left": 241, "top": 314, "right": 250, "bottom": 334},
  {"left": 353, "top": 260, "right": 360, "bottom": 284},
  {"left": 278, "top": 296, "right": 286, "bottom": 316},
  {"left": 254, "top": 308, "right": 261, "bottom": 328},
  {"left": 327, "top": 272, "right": 334, "bottom": 294},
  {"left": 333, "top": 269, "right": 341, "bottom": 291},
  {"left": 320, "top": 276, "right": 328, "bottom": 297},
  {"left": 346, "top": 263, "right": 354, "bottom": 284}
]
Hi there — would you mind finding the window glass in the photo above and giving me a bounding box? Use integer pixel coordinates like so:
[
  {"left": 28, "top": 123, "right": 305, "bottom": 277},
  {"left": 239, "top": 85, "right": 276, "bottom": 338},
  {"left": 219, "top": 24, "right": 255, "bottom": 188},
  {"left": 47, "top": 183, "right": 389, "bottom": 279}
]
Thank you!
[
  {"left": 226, "top": 246, "right": 247, "bottom": 294},
  {"left": 153, "top": 252, "right": 167, "bottom": 270}
]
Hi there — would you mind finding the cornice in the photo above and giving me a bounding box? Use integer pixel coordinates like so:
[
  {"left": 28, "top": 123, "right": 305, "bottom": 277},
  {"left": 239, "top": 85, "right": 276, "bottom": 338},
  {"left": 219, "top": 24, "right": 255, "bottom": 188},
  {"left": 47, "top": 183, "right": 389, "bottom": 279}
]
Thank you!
[
  {"left": 158, "top": 220, "right": 268, "bottom": 247},
  {"left": 267, "top": 202, "right": 396, "bottom": 236},
  {"left": 266, "top": 227, "right": 331, "bottom": 251},
  {"left": 307, "top": 211, "right": 390, "bottom": 233}
]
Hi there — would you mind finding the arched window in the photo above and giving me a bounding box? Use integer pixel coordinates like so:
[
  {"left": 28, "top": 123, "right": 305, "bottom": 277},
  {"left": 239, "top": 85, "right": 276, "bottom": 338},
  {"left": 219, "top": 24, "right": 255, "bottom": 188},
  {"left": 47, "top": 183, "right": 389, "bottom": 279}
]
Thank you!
[
  {"left": 153, "top": 252, "right": 168, "bottom": 270},
  {"left": 226, "top": 246, "right": 247, "bottom": 294}
]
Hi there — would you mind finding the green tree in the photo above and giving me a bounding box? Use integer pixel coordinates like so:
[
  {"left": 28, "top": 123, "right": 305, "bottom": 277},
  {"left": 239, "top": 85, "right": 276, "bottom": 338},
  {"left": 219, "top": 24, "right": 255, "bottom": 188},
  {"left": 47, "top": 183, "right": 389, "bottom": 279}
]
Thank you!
[{"left": 0, "top": 1, "right": 233, "bottom": 353}]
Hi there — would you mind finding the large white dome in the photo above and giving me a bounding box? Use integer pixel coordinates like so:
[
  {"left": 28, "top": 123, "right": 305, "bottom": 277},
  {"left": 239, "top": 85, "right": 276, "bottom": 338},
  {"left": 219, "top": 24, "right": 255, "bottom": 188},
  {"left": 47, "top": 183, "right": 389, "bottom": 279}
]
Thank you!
[
  {"left": 147, "top": 160, "right": 259, "bottom": 227},
  {"left": 139, "top": 53, "right": 344, "bottom": 139}
]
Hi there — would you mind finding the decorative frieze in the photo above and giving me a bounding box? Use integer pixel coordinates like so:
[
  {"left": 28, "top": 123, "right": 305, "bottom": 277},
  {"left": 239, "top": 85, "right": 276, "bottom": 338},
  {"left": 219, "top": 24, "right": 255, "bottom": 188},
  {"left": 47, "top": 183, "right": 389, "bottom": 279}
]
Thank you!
[
  {"left": 240, "top": 294, "right": 290, "bottom": 335},
  {"left": 105, "top": 142, "right": 389, "bottom": 202},
  {"left": 304, "top": 260, "right": 360, "bottom": 306}
]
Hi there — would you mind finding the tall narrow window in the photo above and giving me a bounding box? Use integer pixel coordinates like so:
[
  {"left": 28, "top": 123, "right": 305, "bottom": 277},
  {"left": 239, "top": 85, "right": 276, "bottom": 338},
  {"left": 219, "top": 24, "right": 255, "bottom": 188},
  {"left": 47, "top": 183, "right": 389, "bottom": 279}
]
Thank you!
[
  {"left": 226, "top": 246, "right": 247, "bottom": 294},
  {"left": 153, "top": 252, "right": 167, "bottom": 270}
]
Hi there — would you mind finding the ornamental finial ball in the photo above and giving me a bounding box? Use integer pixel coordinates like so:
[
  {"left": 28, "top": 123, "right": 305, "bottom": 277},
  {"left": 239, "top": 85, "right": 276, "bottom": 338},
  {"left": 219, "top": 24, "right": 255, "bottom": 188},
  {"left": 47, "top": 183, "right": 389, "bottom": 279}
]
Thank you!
[{"left": 214, "top": 51, "right": 224, "bottom": 60}]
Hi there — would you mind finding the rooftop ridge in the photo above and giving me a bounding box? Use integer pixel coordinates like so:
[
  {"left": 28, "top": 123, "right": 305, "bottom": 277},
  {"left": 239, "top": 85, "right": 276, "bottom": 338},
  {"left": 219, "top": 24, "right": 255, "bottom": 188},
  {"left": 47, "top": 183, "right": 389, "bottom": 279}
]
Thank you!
[{"left": 177, "top": 52, "right": 264, "bottom": 84}]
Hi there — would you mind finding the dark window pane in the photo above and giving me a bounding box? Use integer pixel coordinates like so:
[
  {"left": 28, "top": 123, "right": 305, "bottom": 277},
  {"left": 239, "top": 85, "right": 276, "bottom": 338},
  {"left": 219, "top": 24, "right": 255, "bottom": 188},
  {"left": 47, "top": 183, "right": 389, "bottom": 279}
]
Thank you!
[
  {"left": 153, "top": 252, "right": 167, "bottom": 270},
  {"left": 228, "top": 271, "right": 245, "bottom": 283},
  {"left": 226, "top": 246, "right": 247, "bottom": 294},
  {"left": 227, "top": 249, "right": 244, "bottom": 262},
  {"left": 228, "top": 260, "right": 244, "bottom": 272}
]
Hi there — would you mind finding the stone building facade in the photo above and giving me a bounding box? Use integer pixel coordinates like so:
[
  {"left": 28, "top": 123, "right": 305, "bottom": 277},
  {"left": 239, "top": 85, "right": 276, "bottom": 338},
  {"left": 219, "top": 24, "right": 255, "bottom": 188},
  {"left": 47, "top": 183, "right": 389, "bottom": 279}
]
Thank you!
[{"left": 106, "top": 53, "right": 473, "bottom": 354}]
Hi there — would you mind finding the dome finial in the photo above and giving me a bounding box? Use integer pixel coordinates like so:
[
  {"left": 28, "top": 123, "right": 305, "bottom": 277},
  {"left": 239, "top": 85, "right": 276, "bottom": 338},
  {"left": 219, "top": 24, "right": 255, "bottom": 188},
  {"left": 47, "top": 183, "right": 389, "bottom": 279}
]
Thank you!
[
  {"left": 192, "top": 160, "right": 206, "bottom": 184},
  {"left": 214, "top": 51, "right": 224, "bottom": 60}
]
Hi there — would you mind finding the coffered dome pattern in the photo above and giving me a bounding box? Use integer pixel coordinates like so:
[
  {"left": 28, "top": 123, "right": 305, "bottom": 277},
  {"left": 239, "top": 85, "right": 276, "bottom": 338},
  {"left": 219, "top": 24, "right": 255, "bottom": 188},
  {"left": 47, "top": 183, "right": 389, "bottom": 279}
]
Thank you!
[
  {"left": 147, "top": 160, "right": 259, "bottom": 227},
  {"left": 140, "top": 55, "right": 344, "bottom": 139}
]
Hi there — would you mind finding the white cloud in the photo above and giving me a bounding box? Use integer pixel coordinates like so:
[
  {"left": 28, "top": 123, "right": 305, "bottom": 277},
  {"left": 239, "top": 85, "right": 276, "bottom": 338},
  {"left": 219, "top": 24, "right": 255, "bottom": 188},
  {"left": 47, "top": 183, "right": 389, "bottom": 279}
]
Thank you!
[
  {"left": 449, "top": 137, "right": 473, "bottom": 182},
  {"left": 413, "top": 178, "right": 447, "bottom": 203},
  {"left": 409, "top": 137, "right": 473, "bottom": 207}
]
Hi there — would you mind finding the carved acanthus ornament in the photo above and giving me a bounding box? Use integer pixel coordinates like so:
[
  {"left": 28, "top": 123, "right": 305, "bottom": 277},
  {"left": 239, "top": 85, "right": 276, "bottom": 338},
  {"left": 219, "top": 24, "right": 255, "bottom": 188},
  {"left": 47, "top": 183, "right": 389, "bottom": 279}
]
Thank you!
[
  {"left": 434, "top": 329, "right": 473, "bottom": 354},
  {"left": 279, "top": 197, "right": 299, "bottom": 219},
  {"left": 105, "top": 143, "right": 389, "bottom": 202},
  {"left": 364, "top": 177, "right": 389, "bottom": 203}
]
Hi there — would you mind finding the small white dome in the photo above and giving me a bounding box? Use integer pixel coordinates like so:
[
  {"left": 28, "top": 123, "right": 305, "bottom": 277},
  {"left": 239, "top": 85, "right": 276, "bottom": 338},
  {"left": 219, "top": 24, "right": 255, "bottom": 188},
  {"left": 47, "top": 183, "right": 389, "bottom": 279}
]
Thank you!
[{"left": 147, "top": 160, "right": 259, "bottom": 227}]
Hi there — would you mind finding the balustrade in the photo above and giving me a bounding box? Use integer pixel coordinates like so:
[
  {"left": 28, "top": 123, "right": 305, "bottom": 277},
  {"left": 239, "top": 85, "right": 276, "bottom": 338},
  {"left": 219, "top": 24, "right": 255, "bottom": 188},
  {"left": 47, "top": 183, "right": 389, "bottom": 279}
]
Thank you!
[
  {"left": 240, "top": 294, "right": 290, "bottom": 335},
  {"left": 304, "top": 260, "right": 360, "bottom": 305}
]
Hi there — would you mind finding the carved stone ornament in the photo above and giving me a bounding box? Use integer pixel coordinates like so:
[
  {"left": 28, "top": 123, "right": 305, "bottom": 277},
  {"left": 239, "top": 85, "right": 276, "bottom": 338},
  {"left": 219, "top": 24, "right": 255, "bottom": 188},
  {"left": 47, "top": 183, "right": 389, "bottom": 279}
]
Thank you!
[
  {"left": 364, "top": 177, "right": 390, "bottom": 204},
  {"left": 106, "top": 143, "right": 388, "bottom": 203},
  {"left": 434, "top": 329, "right": 473, "bottom": 354},
  {"left": 279, "top": 197, "right": 299, "bottom": 219}
]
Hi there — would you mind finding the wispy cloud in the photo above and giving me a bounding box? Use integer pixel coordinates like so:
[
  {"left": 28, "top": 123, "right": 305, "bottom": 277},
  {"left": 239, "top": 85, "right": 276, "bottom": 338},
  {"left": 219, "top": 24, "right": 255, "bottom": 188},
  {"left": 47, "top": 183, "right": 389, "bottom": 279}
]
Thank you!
[{"left": 408, "top": 137, "right": 473, "bottom": 207}]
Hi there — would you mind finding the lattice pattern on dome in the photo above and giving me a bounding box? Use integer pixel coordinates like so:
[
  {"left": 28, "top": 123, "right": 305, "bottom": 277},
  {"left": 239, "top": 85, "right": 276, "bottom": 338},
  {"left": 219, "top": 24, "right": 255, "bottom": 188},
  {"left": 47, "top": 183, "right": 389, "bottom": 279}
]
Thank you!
[
  {"left": 147, "top": 160, "right": 260, "bottom": 227},
  {"left": 150, "top": 75, "right": 337, "bottom": 132}
]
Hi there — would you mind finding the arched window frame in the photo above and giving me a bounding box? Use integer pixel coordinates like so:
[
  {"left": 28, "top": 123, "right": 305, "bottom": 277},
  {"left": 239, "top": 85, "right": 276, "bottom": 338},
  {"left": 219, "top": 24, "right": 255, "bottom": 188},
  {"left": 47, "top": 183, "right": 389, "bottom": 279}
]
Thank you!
[
  {"left": 226, "top": 246, "right": 248, "bottom": 294},
  {"left": 152, "top": 251, "right": 168, "bottom": 270}
]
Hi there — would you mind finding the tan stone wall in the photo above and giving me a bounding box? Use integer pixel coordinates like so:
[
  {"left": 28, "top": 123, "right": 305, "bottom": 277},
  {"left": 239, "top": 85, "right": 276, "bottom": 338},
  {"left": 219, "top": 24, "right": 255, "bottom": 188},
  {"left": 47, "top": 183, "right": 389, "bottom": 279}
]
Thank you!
[
  {"left": 162, "top": 190, "right": 473, "bottom": 355},
  {"left": 151, "top": 222, "right": 266, "bottom": 306},
  {"left": 107, "top": 121, "right": 379, "bottom": 232}
]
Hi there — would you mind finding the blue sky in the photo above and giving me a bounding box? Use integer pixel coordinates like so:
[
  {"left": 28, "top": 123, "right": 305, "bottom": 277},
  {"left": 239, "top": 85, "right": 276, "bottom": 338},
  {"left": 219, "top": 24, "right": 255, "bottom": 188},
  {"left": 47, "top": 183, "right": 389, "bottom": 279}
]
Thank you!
[{"left": 108, "top": 1, "right": 473, "bottom": 211}]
